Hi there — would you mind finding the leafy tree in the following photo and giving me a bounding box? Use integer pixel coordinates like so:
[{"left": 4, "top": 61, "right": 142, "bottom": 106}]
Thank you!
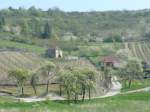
[
  {"left": 20, "top": 19, "right": 28, "bottom": 34},
  {"left": 30, "top": 73, "right": 38, "bottom": 95},
  {"left": 126, "top": 58, "right": 143, "bottom": 88},
  {"left": 103, "top": 35, "right": 123, "bottom": 43},
  {"left": 58, "top": 69, "right": 76, "bottom": 103},
  {"left": 42, "top": 22, "right": 52, "bottom": 39},
  {"left": 41, "top": 62, "right": 55, "bottom": 94},
  {"left": 58, "top": 67, "right": 96, "bottom": 103},
  {"left": 79, "top": 68, "right": 96, "bottom": 100},
  {"left": 9, "top": 69, "right": 30, "bottom": 96},
  {"left": 117, "top": 67, "right": 129, "bottom": 88},
  {"left": 118, "top": 58, "right": 143, "bottom": 88},
  {"left": 28, "top": 6, "right": 42, "bottom": 17},
  {"left": 28, "top": 17, "right": 42, "bottom": 37},
  {"left": 0, "top": 16, "right": 5, "bottom": 30}
]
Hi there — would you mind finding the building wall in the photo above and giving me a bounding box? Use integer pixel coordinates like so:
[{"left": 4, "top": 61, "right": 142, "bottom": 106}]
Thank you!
[
  {"left": 46, "top": 48, "right": 63, "bottom": 58},
  {"left": 56, "top": 50, "right": 63, "bottom": 58}
]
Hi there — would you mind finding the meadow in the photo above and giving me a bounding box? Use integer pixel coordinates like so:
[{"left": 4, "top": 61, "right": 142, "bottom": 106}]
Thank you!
[{"left": 0, "top": 92, "right": 149, "bottom": 112}]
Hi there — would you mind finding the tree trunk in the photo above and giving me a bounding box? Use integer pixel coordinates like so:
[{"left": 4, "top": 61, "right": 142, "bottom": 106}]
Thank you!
[
  {"left": 124, "top": 79, "right": 127, "bottom": 88},
  {"left": 74, "top": 93, "right": 77, "bottom": 103},
  {"left": 21, "top": 86, "right": 24, "bottom": 95},
  {"left": 129, "top": 80, "right": 132, "bottom": 88},
  {"left": 33, "top": 85, "right": 37, "bottom": 95},
  {"left": 46, "top": 80, "right": 49, "bottom": 94},
  {"left": 67, "top": 90, "right": 70, "bottom": 104},
  {"left": 31, "top": 75, "right": 37, "bottom": 95},
  {"left": 88, "top": 87, "right": 91, "bottom": 100},
  {"left": 59, "top": 84, "right": 62, "bottom": 96},
  {"left": 82, "top": 87, "right": 85, "bottom": 102}
]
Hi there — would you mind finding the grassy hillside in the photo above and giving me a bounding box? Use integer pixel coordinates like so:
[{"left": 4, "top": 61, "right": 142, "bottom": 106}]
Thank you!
[
  {"left": 0, "top": 92, "right": 149, "bottom": 112},
  {"left": 0, "top": 51, "right": 48, "bottom": 84},
  {"left": 0, "top": 39, "right": 46, "bottom": 55}
]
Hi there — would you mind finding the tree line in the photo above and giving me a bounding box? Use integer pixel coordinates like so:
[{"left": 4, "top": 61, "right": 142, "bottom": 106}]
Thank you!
[{"left": 1, "top": 6, "right": 150, "bottom": 41}]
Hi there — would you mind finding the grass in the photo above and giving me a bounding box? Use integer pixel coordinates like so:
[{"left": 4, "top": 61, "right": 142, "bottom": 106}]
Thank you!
[
  {"left": 121, "top": 79, "right": 150, "bottom": 92},
  {"left": 0, "top": 39, "right": 46, "bottom": 55},
  {"left": 0, "top": 92, "right": 149, "bottom": 112}
]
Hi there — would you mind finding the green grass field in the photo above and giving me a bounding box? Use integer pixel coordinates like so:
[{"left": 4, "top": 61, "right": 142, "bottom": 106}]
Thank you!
[
  {"left": 0, "top": 92, "right": 149, "bottom": 112},
  {"left": 121, "top": 79, "right": 150, "bottom": 92}
]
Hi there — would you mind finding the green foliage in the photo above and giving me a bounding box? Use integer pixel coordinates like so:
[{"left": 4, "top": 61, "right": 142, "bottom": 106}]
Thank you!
[
  {"left": 59, "top": 41, "right": 78, "bottom": 54},
  {"left": 0, "top": 39, "right": 46, "bottom": 55},
  {"left": 126, "top": 58, "right": 143, "bottom": 79},
  {"left": 58, "top": 67, "right": 96, "bottom": 103},
  {"left": 79, "top": 47, "right": 100, "bottom": 57},
  {"left": 41, "top": 62, "right": 55, "bottom": 94},
  {"left": 20, "top": 19, "right": 28, "bottom": 34},
  {"left": 143, "top": 31, "right": 150, "bottom": 40},
  {"left": 42, "top": 62, "right": 55, "bottom": 73},
  {"left": 121, "top": 79, "right": 150, "bottom": 92},
  {"left": 30, "top": 73, "right": 39, "bottom": 95},
  {"left": 118, "top": 58, "right": 144, "bottom": 88},
  {"left": 9, "top": 69, "right": 30, "bottom": 95},
  {"left": 9, "top": 69, "right": 30, "bottom": 82},
  {"left": 103, "top": 35, "right": 123, "bottom": 43},
  {"left": 0, "top": 7, "right": 150, "bottom": 41},
  {"left": 42, "top": 22, "right": 52, "bottom": 39},
  {"left": 0, "top": 16, "right": 5, "bottom": 30}
]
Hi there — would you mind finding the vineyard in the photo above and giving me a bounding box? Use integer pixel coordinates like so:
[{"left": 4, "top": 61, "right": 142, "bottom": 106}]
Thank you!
[
  {"left": 128, "top": 42, "right": 150, "bottom": 64},
  {"left": 0, "top": 51, "right": 48, "bottom": 84}
]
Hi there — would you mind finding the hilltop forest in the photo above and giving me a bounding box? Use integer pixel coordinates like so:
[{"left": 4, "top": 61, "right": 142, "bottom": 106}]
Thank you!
[{"left": 0, "top": 6, "right": 150, "bottom": 43}]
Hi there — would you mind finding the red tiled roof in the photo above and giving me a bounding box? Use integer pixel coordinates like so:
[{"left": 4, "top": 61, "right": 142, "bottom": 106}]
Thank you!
[{"left": 101, "top": 56, "right": 117, "bottom": 63}]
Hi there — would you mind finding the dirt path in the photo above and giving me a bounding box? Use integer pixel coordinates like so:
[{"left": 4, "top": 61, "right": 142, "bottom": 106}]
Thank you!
[
  {"left": 16, "top": 93, "right": 65, "bottom": 102},
  {"left": 121, "top": 87, "right": 150, "bottom": 94}
]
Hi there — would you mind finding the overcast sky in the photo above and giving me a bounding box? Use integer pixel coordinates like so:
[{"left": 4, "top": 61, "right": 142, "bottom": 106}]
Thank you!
[{"left": 0, "top": 0, "right": 150, "bottom": 11}]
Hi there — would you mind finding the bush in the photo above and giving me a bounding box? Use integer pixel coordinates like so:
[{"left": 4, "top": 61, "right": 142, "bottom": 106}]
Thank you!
[{"left": 103, "top": 35, "right": 123, "bottom": 43}]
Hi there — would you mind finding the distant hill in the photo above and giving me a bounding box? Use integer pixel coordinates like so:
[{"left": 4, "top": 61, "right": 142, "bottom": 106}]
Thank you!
[{"left": 0, "top": 7, "right": 150, "bottom": 41}]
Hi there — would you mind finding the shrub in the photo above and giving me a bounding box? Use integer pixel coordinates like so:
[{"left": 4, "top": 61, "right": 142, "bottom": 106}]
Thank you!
[{"left": 103, "top": 35, "right": 123, "bottom": 43}]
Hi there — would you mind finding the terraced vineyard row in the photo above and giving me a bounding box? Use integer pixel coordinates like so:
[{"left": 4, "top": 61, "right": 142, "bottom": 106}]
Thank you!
[
  {"left": 128, "top": 42, "right": 150, "bottom": 64},
  {"left": 0, "top": 51, "right": 48, "bottom": 84}
]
